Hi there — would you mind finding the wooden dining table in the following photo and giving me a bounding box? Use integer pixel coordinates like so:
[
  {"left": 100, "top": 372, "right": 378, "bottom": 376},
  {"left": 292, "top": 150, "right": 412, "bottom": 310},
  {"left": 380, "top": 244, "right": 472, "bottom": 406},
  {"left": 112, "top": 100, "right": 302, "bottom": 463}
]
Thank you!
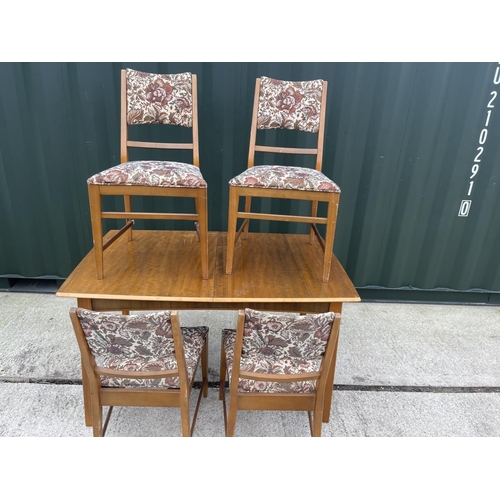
[{"left": 57, "top": 229, "right": 360, "bottom": 426}]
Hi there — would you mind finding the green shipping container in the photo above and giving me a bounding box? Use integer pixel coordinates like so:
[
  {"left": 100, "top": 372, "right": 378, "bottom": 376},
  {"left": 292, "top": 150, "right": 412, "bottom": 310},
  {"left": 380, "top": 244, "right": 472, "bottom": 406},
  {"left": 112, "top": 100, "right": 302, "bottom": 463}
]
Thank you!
[{"left": 1, "top": 62, "right": 499, "bottom": 303}]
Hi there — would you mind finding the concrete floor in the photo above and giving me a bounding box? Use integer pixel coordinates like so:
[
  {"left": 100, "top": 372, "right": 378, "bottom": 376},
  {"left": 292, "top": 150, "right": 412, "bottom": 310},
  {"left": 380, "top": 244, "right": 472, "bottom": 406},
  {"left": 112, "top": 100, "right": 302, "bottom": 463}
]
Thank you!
[{"left": 1, "top": 291, "right": 500, "bottom": 438}]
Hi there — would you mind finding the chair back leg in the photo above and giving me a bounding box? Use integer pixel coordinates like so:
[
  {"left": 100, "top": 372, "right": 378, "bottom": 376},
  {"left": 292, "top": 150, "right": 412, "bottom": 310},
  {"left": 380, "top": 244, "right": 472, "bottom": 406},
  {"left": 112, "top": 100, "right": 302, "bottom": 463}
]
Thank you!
[
  {"left": 226, "top": 398, "right": 238, "bottom": 437},
  {"left": 309, "top": 200, "right": 319, "bottom": 244},
  {"left": 91, "top": 394, "right": 103, "bottom": 437},
  {"left": 123, "top": 194, "right": 133, "bottom": 242},
  {"left": 219, "top": 339, "right": 227, "bottom": 401},
  {"left": 312, "top": 392, "right": 326, "bottom": 437},
  {"left": 201, "top": 341, "right": 209, "bottom": 398},
  {"left": 180, "top": 395, "right": 192, "bottom": 437}
]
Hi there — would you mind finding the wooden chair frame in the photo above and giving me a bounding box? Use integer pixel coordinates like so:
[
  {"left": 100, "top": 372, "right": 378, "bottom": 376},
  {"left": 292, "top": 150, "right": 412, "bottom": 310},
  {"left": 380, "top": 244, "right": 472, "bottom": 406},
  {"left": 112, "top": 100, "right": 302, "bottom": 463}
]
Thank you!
[
  {"left": 88, "top": 70, "right": 208, "bottom": 280},
  {"left": 69, "top": 308, "right": 209, "bottom": 437},
  {"left": 226, "top": 77, "right": 339, "bottom": 282},
  {"left": 219, "top": 310, "right": 341, "bottom": 437}
]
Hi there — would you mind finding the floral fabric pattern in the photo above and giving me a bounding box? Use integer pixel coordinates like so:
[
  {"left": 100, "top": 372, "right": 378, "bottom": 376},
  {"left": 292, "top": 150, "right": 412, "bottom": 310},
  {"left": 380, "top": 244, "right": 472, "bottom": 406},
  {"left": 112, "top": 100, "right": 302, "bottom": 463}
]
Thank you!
[
  {"left": 229, "top": 165, "right": 340, "bottom": 193},
  {"left": 257, "top": 76, "right": 324, "bottom": 133},
  {"left": 223, "top": 330, "right": 321, "bottom": 394},
  {"left": 126, "top": 69, "right": 193, "bottom": 127},
  {"left": 242, "top": 309, "right": 335, "bottom": 359},
  {"left": 76, "top": 308, "right": 207, "bottom": 389},
  {"left": 88, "top": 160, "right": 207, "bottom": 188},
  {"left": 222, "top": 308, "right": 335, "bottom": 394}
]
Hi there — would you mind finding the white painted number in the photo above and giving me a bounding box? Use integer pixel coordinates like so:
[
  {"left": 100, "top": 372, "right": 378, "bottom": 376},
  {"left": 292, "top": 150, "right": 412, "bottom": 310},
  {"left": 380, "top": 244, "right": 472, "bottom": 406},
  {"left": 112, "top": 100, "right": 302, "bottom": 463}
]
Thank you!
[
  {"left": 479, "top": 128, "right": 488, "bottom": 144},
  {"left": 474, "top": 147, "right": 484, "bottom": 162},
  {"left": 494, "top": 66, "right": 500, "bottom": 85},
  {"left": 459, "top": 63, "right": 499, "bottom": 217},
  {"left": 487, "top": 91, "right": 497, "bottom": 108},
  {"left": 485, "top": 110, "right": 492, "bottom": 126},
  {"left": 458, "top": 200, "right": 472, "bottom": 217}
]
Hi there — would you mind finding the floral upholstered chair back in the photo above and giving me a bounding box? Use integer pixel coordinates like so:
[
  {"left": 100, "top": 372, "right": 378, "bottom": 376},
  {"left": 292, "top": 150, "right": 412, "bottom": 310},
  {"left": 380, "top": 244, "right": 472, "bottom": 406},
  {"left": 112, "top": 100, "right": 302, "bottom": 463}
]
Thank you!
[
  {"left": 125, "top": 69, "right": 193, "bottom": 127},
  {"left": 256, "top": 76, "right": 324, "bottom": 133},
  {"left": 242, "top": 308, "right": 335, "bottom": 360},
  {"left": 222, "top": 308, "right": 337, "bottom": 394},
  {"left": 74, "top": 308, "right": 207, "bottom": 389}
]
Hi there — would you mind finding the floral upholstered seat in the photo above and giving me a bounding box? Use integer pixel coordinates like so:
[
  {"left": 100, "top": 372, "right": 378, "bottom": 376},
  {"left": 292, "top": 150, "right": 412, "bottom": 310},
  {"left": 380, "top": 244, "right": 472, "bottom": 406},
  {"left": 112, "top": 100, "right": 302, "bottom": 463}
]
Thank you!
[
  {"left": 76, "top": 308, "right": 208, "bottom": 389},
  {"left": 88, "top": 160, "right": 207, "bottom": 188},
  {"left": 229, "top": 165, "right": 340, "bottom": 193}
]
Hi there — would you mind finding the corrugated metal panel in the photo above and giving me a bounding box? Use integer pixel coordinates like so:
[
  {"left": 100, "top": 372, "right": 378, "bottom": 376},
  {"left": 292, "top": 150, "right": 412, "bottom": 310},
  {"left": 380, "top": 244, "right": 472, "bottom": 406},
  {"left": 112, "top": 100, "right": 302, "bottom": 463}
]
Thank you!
[
  {"left": 331, "top": 62, "right": 500, "bottom": 292},
  {"left": 1, "top": 62, "right": 499, "bottom": 294}
]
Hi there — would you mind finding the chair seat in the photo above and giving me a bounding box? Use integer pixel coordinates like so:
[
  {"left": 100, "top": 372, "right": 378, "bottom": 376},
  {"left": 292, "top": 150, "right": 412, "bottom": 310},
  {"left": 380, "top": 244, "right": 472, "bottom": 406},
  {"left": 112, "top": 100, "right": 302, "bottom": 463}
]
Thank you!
[
  {"left": 229, "top": 165, "right": 340, "bottom": 193},
  {"left": 88, "top": 160, "right": 207, "bottom": 188},
  {"left": 222, "top": 329, "right": 321, "bottom": 394},
  {"left": 97, "top": 326, "right": 208, "bottom": 389}
]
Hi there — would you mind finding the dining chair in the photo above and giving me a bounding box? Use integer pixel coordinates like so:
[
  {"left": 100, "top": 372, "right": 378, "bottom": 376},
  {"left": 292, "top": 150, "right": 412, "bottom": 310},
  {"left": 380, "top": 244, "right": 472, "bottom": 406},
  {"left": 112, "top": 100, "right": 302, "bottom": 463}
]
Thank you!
[
  {"left": 225, "top": 76, "right": 340, "bottom": 282},
  {"left": 219, "top": 308, "right": 341, "bottom": 437},
  {"left": 69, "top": 307, "right": 208, "bottom": 437},
  {"left": 87, "top": 68, "right": 208, "bottom": 280}
]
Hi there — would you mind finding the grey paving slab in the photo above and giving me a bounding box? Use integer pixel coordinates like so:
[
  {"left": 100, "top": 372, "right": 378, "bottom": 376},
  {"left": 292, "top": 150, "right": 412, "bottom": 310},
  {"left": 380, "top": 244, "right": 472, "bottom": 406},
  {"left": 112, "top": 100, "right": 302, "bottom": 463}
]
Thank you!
[
  {"left": 1, "top": 291, "right": 500, "bottom": 438},
  {"left": 0, "top": 293, "right": 81, "bottom": 379},
  {"left": 335, "top": 302, "right": 500, "bottom": 387},
  {"left": 224, "top": 390, "right": 500, "bottom": 437},
  {"left": 2, "top": 382, "right": 500, "bottom": 437},
  {"left": 0, "top": 293, "right": 237, "bottom": 383},
  {"left": 2, "top": 292, "right": 500, "bottom": 387},
  {"left": 325, "top": 390, "right": 500, "bottom": 437}
]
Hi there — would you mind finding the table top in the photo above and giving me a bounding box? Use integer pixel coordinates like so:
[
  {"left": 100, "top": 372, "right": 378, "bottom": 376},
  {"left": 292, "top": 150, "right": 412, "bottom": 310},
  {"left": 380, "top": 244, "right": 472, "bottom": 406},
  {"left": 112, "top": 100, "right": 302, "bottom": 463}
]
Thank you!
[{"left": 56, "top": 230, "right": 360, "bottom": 305}]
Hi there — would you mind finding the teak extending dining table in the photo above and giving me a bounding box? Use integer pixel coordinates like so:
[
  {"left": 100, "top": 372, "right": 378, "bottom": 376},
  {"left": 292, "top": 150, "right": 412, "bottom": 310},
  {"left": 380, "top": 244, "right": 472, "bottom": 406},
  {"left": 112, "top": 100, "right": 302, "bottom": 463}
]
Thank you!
[{"left": 57, "top": 230, "right": 360, "bottom": 426}]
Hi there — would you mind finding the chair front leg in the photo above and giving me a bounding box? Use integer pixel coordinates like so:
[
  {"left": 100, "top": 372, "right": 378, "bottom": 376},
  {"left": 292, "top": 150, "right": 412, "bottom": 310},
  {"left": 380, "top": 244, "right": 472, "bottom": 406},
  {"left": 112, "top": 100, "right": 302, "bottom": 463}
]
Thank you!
[
  {"left": 322, "top": 193, "right": 339, "bottom": 282},
  {"left": 88, "top": 184, "right": 104, "bottom": 280},
  {"left": 226, "top": 187, "right": 239, "bottom": 274},
  {"left": 195, "top": 189, "right": 209, "bottom": 279},
  {"left": 243, "top": 196, "right": 252, "bottom": 240}
]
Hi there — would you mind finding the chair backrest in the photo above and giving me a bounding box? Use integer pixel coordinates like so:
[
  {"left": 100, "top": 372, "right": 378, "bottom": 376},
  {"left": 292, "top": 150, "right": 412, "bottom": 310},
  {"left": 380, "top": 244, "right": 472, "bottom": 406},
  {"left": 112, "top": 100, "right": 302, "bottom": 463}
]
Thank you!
[
  {"left": 69, "top": 308, "right": 190, "bottom": 391},
  {"left": 248, "top": 76, "right": 328, "bottom": 171},
  {"left": 120, "top": 68, "right": 199, "bottom": 166},
  {"left": 231, "top": 308, "right": 340, "bottom": 393}
]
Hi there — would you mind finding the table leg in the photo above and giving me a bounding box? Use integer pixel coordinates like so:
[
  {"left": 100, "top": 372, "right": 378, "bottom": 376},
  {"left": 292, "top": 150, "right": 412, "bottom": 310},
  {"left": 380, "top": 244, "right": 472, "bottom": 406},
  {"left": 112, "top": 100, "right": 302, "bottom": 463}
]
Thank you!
[{"left": 323, "top": 302, "right": 343, "bottom": 422}]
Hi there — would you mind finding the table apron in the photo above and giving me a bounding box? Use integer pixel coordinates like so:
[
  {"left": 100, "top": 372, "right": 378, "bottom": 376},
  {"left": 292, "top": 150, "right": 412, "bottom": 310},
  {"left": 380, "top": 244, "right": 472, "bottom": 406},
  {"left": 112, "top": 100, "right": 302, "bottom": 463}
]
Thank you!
[{"left": 78, "top": 298, "right": 342, "bottom": 314}]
